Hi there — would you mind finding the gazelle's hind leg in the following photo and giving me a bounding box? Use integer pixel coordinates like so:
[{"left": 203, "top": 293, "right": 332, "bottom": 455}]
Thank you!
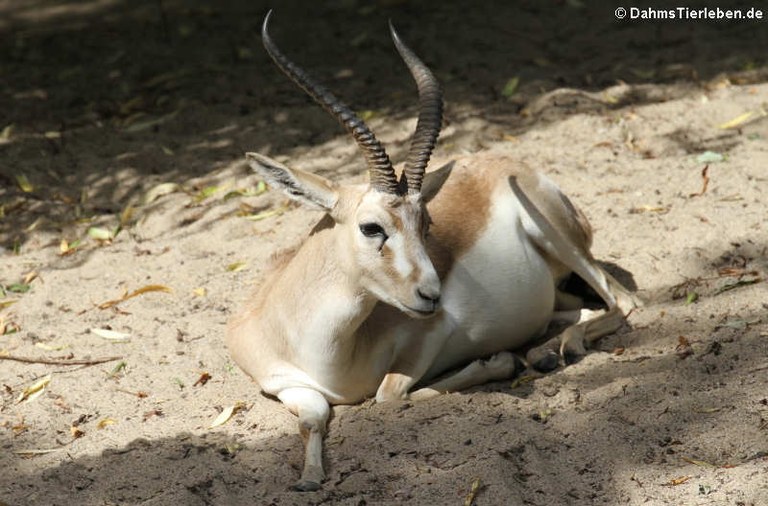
[
  {"left": 508, "top": 175, "right": 640, "bottom": 371},
  {"left": 409, "top": 351, "right": 524, "bottom": 401},
  {"left": 527, "top": 304, "right": 625, "bottom": 371},
  {"left": 528, "top": 266, "right": 639, "bottom": 371},
  {"left": 277, "top": 387, "right": 330, "bottom": 491}
]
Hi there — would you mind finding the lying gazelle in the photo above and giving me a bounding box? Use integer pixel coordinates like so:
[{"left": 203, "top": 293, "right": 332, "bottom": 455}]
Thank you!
[{"left": 227, "top": 11, "right": 638, "bottom": 491}]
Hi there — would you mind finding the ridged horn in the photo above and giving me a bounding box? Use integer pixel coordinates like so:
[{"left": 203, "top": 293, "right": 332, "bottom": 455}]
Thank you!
[
  {"left": 389, "top": 21, "right": 443, "bottom": 195},
  {"left": 261, "top": 10, "right": 400, "bottom": 194}
]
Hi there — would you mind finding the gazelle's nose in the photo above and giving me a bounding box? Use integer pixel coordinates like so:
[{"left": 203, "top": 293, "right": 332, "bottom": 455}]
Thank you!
[{"left": 417, "top": 287, "right": 440, "bottom": 304}]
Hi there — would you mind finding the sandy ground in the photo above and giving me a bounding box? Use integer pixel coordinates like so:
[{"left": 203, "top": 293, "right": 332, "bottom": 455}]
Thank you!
[{"left": 1, "top": 1, "right": 767, "bottom": 505}]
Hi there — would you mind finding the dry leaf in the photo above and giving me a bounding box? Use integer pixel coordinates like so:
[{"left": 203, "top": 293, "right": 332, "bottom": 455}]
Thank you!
[
  {"left": 91, "top": 328, "right": 131, "bottom": 342},
  {"left": 629, "top": 205, "right": 671, "bottom": 214},
  {"left": 226, "top": 262, "right": 246, "bottom": 272},
  {"left": 718, "top": 109, "right": 766, "bottom": 129},
  {"left": 676, "top": 336, "right": 694, "bottom": 359},
  {"left": 15, "top": 174, "right": 33, "bottom": 193},
  {"left": 59, "top": 238, "right": 82, "bottom": 256},
  {"left": 35, "top": 342, "right": 70, "bottom": 351},
  {"left": 17, "top": 374, "right": 51, "bottom": 403},
  {"left": 142, "top": 182, "right": 180, "bottom": 204},
  {"left": 694, "top": 407, "right": 722, "bottom": 414},
  {"left": 23, "top": 271, "right": 39, "bottom": 284},
  {"left": 681, "top": 456, "right": 716, "bottom": 467},
  {"left": 689, "top": 165, "right": 710, "bottom": 198},
  {"left": 464, "top": 478, "right": 482, "bottom": 506},
  {"left": 192, "top": 287, "right": 207, "bottom": 297},
  {"left": 194, "top": 372, "right": 212, "bottom": 387},
  {"left": 98, "top": 284, "right": 172, "bottom": 309},
  {"left": 510, "top": 375, "right": 536, "bottom": 389},
  {"left": 663, "top": 476, "right": 691, "bottom": 486},
  {"left": 97, "top": 418, "right": 117, "bottom": 429},
  {"left": 14, "top": 448, "right": 63, "bottom": 456},
  {"left": 87, "top": 227, "right": 113, "bottom": 241},
  {"left": 209, "top": 402, "right": 245, "bottom": 428},
  {"left": 70, "top": 426, "right": 85, "bottom": 439},
  {"left": 143, "top": 408, "right": 164, "bottom": 421}
]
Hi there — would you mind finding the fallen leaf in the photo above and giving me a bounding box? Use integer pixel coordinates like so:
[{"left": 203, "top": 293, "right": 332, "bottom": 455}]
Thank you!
[
  {"left": 243, "top": 207, "right": 285, "bottom": 221},
  {"left": 226, "top": 262, "right": 246, "bottom": 272},
  {"left": 97, "top": 418, "right": 117, "bottom": 429},
  {"left": 17, "top": 374, "right": 51, "bottom": 403},
  {"left": 97, "top": 284, "right": 173, "bottom": 309},
  {"left": 663, "top": 476, "right": 691, "bottom": 486},
  {"left": 23, "top": 271, "right": 39, "bottom": 284},
  {"left": 714, "top": 277, "right": 762, "bottom": 295},
  {"left": 682, "top": 456, "right": 716, "bottom": 467},
  {"left": 15, "top": 174, "right": 33, "bottom": 192},
  {"left": 209, "top": 402, "right": 245, "bottom": 428},
  {"left": 143, "top": 408, "right": 164, "bottom": 421},
  {"left": 35, "top": 342, "right": 70, "bottom": 351},
  {"left": 510, "top": 375, "right": 536, "bottom": 389},
  {"left": 59, "top": 238, "right": 82, "bottom": 256},
  {"left": 464, "top": 478, "right": 482, "bottom": 506},
  {"left": 501, "top": 76, "right": 520, "bottom": 98},
  {"left": 693, "top": 407, "right": 722, "bottom": 414},
  {"left": 696, "top": 151, "right": 724, "bottom": 163},
  {"left": 108, "top": 361, "right": 127, "bottom": 379},
  {"left": 87, "top": 226, "right": 113, "bottom": 241},
  {"left": 70, "top": 426, "right": 85, "bottom": 439},
  {"left": 192, "top": 287, "right": 207, "bottom": 297},
  {"left": 192, "top": 185, "right": 220, "bottom": 203},
  {"left": 5, "top": 283, "right": 30, "bottom": 293},
  {"left": 194, "top": 372, "right": 212, "bottom": 387},
  {"left": 629, "top": 205, "right": 671, "bottom": 214},
  {"left": 0, "top": 300, "right": 19, "bottom": 310},
  {"left": 142, "top": 182, "right": 180, "bottom": 205},
  {"left": 91, "top": 328, "right": 131, "bottom": 342},
  {"left": 676, "top": 336, "right": 694, "bottom": 359},
  {"left": 14, "top": 448, "right": 63, "bottom": 456},
  {"left": 122, "top": 110, "right": 179, "bottom": 133},
  {"left": 1, "top": 124, "right": 14, "bottom": 141},
  {"left": 12, "top": 419, "right": 29, "bottom": 435},
  {"left": 688, "top": 165, "right": 710, "bottom": 198},
  {"left": 720, "top": 111, "right": 754, "bottom": 129}
]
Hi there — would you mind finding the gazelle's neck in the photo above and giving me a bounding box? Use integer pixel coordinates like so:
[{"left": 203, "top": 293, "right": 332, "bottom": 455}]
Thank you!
[{"left": 280, "top": 221, "right": 378, "bottom": 365}]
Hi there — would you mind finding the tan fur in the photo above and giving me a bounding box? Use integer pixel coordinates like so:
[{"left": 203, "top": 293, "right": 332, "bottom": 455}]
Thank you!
[{"left": 423, "top": 153, "right": 594, "bottom": 277}]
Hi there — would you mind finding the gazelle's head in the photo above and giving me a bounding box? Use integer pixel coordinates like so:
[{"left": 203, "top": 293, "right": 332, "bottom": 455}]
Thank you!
[{"left": 248, "top": 11, "right": 448, "bottom": 317}]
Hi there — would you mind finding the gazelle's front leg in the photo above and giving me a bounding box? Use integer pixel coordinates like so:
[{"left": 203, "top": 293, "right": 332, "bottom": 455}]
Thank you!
[
  {"left": 277, "top": 387, "right": 330, "bottom": 491},
  {"left": 375, "top": 319, "right": 454, "bottom": 402},
  {"left": 409, "top": 351, "right": 524, "bottom": 400}
]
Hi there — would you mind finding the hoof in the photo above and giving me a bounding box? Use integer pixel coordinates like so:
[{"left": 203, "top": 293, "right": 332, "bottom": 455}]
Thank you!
[
  {"left": 563, "top": 349, "right": 585, "bottom": 366},
  {"left": 529, "top": 350, "right": 560, "bottom": 373},
  {"left": 290, "top": 479, "right": 322, "bottom": 492}
]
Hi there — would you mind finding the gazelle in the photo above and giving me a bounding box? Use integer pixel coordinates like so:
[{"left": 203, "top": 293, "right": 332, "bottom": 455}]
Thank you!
[{"left": 226, "top": 11, "right": 638, "bottom": 491}]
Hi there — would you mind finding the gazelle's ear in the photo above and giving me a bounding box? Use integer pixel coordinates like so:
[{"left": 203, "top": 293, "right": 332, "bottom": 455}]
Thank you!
[
  {"left": 246, "top": 152, "right": 338, "bottom": 211},
  {"left": 420, "top": 161, "right": 455, "bottom": 203}
]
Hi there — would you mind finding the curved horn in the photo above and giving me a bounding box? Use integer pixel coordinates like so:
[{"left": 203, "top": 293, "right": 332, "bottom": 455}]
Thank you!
[
  {"left": 389, "top": 22, "right": 443, "bottom": 195},
  {"left": 261, "top": 11, "right": 399, "bottom": 194}
]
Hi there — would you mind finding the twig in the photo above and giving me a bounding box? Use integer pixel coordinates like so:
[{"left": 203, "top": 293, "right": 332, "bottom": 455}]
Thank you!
[{"left": 0, "top": 355, "right": 123, "bottom": 366}]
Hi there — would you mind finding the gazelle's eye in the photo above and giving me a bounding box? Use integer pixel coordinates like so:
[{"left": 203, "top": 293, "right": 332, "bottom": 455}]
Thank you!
[{"left": 359, "top": 223, "right": 387, "bottom": 239}]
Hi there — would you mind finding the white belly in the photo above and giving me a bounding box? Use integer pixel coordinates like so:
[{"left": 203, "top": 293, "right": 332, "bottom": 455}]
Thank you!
[{"left": 425, "top": 189, "right": 555, "bottom": 379}]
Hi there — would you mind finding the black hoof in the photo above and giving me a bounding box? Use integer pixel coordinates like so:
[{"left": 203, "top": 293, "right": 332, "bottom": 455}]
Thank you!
[
  {"left": 531, "top": 351, "right": 560, "bottom": 373},
  {"left": 563, "top": 349, "right": 585, "bottom": 366},
  {"left": 290, "top": 480, "right": 322, "bottom": 492}
]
